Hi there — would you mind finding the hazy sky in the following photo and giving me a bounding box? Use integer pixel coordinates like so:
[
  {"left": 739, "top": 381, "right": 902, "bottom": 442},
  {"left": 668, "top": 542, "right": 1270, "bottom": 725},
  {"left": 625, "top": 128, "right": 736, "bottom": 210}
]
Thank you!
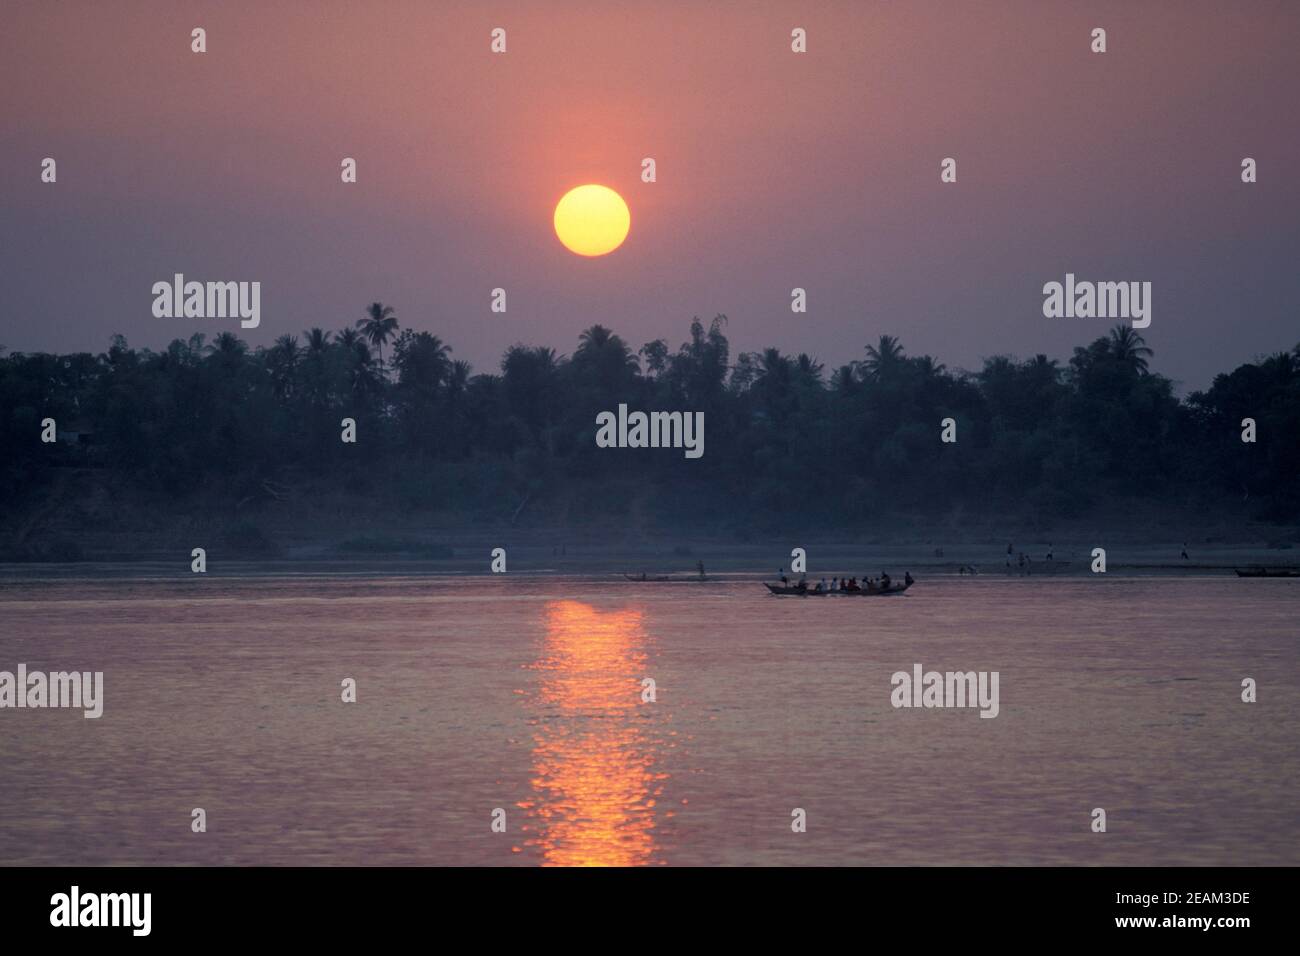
[{"left": 2, "top": 0, "right": 1297, "bottom": 391}]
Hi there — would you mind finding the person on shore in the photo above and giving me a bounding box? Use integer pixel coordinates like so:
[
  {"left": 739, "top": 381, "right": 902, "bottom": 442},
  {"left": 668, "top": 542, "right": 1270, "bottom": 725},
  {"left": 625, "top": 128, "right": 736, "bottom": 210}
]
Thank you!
[
  {"left": 697, "top": 560, "right": 706, "bottom": 580},
  {"left": 779, "top": 568, "right": 788, "bottom": 585},
  {"left": 1046, "top": 544, "right": 1054, "bottom": 561},
  {"left": 881, "top": 571, "right": 891, "bottom": 590},
  {"left": 905, "top": 571, "right": 914, "bottom": 586},
  {"left": 1181, "top": 542, "right": 1189, "bottom": 560}
]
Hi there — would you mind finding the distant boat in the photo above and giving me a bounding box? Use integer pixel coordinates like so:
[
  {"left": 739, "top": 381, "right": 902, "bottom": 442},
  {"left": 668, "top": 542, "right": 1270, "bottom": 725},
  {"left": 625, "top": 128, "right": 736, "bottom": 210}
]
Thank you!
[
  {"left": 1234, "top": 567, "right": 1300, "bottom": 578},
  {"left": 765, "top": 581, "right": 912, "bottom": 597}
]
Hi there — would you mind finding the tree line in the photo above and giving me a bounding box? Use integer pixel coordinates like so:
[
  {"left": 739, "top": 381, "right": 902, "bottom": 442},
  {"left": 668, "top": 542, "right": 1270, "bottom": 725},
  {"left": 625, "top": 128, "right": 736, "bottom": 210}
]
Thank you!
[{"left": 2, "top": 304, "right": 1297, "bottom": 538}]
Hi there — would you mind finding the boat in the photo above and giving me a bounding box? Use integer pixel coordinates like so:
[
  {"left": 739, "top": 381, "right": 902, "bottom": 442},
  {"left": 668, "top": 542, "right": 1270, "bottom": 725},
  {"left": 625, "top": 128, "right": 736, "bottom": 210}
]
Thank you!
[
  {"left": 765, "top": 581, "right": 912, "bottom": 597},
  {"left": 1234, "top": 567, "right": 1300, "bottom": 578}
]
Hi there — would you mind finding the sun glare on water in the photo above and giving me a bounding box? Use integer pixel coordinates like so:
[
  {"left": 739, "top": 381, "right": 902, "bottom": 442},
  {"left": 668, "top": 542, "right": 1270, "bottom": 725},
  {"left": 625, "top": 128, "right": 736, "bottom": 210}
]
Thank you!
[{"left": 553, "top": 184, "right": 630, "bottom": 257}]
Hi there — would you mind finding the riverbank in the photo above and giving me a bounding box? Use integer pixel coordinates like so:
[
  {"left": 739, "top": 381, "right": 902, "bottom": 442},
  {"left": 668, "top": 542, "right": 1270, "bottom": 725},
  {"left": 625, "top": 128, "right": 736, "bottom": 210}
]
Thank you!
[{"left": 1, "top": 539, "right": 1297, "bottom": 580}]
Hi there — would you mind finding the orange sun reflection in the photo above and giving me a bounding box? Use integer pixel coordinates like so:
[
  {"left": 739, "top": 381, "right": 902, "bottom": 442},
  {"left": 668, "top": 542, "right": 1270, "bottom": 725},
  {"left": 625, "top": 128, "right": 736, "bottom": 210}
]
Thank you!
[{"left": 518, "top": 600, "right": 666, "bottom": 866}]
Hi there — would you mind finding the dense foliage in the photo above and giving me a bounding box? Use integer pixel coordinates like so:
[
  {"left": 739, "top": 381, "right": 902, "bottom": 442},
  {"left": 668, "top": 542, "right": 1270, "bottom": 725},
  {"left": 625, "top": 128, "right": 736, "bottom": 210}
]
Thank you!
[{"left": 2, "top": 308, "right": 1297, "bottom": 538}]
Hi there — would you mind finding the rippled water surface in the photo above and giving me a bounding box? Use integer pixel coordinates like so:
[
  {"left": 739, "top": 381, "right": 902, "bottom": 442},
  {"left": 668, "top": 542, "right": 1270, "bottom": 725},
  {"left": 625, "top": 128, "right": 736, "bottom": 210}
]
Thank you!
[{"left": 1, "top": 574, "right": 1296, "bottom": 865}]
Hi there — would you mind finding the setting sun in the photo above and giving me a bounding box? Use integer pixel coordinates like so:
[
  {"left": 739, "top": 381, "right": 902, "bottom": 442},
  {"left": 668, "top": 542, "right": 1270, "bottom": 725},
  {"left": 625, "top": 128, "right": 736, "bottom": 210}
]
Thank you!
[{"left": 553, "top": 184, "right": 630, "bottom": 257}]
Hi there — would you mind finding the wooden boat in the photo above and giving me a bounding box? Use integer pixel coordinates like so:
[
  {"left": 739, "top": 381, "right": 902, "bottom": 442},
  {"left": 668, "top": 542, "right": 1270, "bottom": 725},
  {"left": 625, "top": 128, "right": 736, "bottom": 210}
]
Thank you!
[
  {"left": 1234, "top": 567, "right": 1300, "bottom": 578},
  {"left": 765, "top": 581, "right": 912, "bottom": 596}
]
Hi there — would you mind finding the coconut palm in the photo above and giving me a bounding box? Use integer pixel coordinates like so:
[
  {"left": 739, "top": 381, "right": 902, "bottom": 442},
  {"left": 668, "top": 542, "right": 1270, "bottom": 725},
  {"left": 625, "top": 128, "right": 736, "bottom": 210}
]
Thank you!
[
  {"left": 1108, "top": 325, "right": 1153, "bottom": 375},
  {"left": 205, "top": 331, "right": 247, "bottom": 361},
  {"left": 267, "top": 334, "right": 301, "bottom": 398},
  {"left": 305, "top": 327, "right": 332, "bottom": 354},
  {"left": 392, "top": 330, "right": 452, "bottom": 391},
  {"left": 862, "top": 335, "right": 905, "bottom": 381},
  {"left": 357, "top": 302, "right": 399, "bottom": 365}
]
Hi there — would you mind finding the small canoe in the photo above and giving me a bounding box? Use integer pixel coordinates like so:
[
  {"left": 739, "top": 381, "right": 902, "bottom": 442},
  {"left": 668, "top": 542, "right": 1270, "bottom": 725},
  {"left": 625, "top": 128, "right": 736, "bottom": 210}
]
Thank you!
[{"left": 1235, "top": 568, "right": 1300, "bottom": 578}]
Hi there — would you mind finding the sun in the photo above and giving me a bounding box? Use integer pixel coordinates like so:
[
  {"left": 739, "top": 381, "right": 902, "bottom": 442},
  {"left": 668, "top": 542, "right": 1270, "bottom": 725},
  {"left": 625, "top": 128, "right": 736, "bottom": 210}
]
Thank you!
[{"left": 554, "top": 184, "right": 630, "bottom": 257}]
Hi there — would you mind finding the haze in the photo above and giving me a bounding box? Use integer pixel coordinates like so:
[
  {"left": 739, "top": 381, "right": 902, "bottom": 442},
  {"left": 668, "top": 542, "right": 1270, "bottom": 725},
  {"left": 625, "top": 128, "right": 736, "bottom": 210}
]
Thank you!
[{"left": 2, "top": 0, "right": 1297, "bottom": 391}]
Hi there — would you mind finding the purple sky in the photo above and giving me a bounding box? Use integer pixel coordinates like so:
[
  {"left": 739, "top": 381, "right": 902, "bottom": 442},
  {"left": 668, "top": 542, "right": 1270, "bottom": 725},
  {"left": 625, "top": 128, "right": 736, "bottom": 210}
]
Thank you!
[{"left": 2, "top": 0, "right": 1297, "bottom": 391}]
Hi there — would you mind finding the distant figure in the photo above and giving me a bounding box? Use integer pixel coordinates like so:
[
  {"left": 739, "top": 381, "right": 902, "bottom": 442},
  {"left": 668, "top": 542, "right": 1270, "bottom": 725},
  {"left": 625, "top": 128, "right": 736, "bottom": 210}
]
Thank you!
[
  {"left": 779, "top": 567, "right": 788, "bottom": 586},
  {"left": 697, "top": 560, "right": 705, "bottom": 580},
  {"left": 959, "top": 565, "right": 966, "bottom": 575},
  {"left": 904, "top": 571, "right": 914, "bottom": 586},
  {"left": 1046, "top": 544, "right": 1054, "bottom": 561},
  {"left": 1007, "top": 542, "right": 1014, "bottom": 556},
  {"left": 881, "top": 571, "right": 892, "bottom": 590},
  {"left": 1181, "top": 542, "right": 1190, "bottom": 561}
]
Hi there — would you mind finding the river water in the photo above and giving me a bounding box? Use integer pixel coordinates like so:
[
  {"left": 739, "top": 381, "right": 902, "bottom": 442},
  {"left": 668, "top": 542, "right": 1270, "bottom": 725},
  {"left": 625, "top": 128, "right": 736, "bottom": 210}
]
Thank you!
[{"left": 1, "top": 573, "right": 1296, "bottom": 865}]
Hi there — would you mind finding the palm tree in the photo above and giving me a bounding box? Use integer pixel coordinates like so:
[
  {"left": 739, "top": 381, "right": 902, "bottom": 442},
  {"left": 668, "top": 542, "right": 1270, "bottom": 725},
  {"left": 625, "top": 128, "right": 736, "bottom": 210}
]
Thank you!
[
  {"left": 862, "top": 335, "right": 905, "bottom": 381},
  {"left": 446, "top": 359, "right": 472, "bottom": 399},
  {"left": 575, "top": 324, "right": 639, "bottom": 392},
  {"left": 830, "top": 364, "right": 859, "bottom": 395},
  {"left": 346, "top": 341, "right": 383, "bottom": 401},
  {"left": 205, "top": 331, "right": 247, "bottom": 360},
  {"left": 392, "top": 330, "right": 452, "bottom": 390},
  {"left": 794, "top": 353, "right": 825, "bottom": 383},
  {"left": 267, "top": 334, "right": 301, "bottom": 398},
  {"left": 305, "top": 327, "right": 332, "bottom": 354},
  {"left": 357, "top": 302, "right": 399, "bottom": 365},
  {"left": 1108, "top": 325, "right": 1153, "bottom": 375},
  {"left": 911, "top": 355, "right": 946, "bottom": 377}
]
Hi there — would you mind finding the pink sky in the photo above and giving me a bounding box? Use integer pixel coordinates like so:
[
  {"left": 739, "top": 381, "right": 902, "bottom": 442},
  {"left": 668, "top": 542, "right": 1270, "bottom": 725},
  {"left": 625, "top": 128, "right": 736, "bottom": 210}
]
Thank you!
[{"left": 2, "top": 0, "right": 1297, "bottom": 389}]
